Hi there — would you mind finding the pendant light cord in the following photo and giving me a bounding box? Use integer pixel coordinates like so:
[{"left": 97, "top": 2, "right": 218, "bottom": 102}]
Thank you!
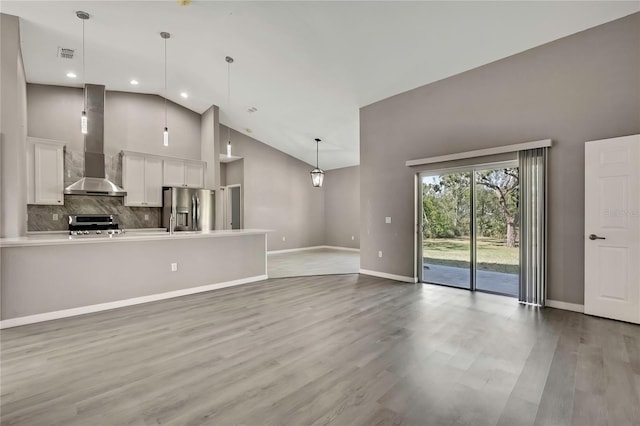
[
  {"left": 82, "top": 17, "right": 86, "bottom": 111},
  {"left": 227, "top": 59, "right": 231, "bottom": 145},
  {"left": 316, "top": 140, "right": 319, "bottom": 168},
  {"left": 164, "top": 37, "right": 167, "bottom": 128}
]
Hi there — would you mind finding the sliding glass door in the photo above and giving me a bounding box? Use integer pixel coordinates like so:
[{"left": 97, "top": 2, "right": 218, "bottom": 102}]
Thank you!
[
  {"left": 422, "top": 172, "right": 472, "bottom": 290},
  {"left": 421, "top": 163, "right": 519, "bottom": 297},
  {"left": 474, "top": 167, "right": 519, "bottom": 296}
]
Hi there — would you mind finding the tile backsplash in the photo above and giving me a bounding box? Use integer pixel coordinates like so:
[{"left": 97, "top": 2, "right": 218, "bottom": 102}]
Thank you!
[{"left": 28, "top": 195, "right": 162, "bottom": 231}]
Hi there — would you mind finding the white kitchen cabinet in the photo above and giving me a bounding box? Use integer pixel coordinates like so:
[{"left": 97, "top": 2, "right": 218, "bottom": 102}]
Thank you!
[
  {"left": 163, "top": 159, "right": 205, "bottom": 188},
  {"left": 122, "top": 154, "right": 145, "bottom": 205},
  {"left": 144, "top": 158, "right": 163, "bottom": 206},
  {"left": 122, "top": 152, "right": 163, "bottom": 207},
  {"left": 27, "top": 138, "right": 65, "bottom": 205},
  {"left": 163, "top": 159, "right": 185, "bottom": 187},
  {"left": 184, "top": 162, "right": 205, "bottom": 188}
]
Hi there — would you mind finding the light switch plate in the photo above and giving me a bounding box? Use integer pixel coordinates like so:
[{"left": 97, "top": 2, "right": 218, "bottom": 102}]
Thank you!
[
  {"left": 378, "top": 251, "right": 383, "bottom": 258},
  {"left": 144, "top": 214, "right": 149, "bottom": 221},
  {"left": 171, "top": 263, "right": 178, "bottom": 272},
  {"left": 385, "top": 217, "right": 391, "bottom": 224},
  {"left": 52, "top": 213, "right": 58, "bottom": 221}
]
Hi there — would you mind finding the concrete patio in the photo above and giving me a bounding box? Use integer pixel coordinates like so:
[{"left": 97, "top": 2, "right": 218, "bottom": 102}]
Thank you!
[{"left": 423, "top": 263, "right": 519, "bottom": 297}]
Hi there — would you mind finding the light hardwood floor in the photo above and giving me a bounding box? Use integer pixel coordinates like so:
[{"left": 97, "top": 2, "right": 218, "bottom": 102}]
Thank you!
[
  {"left": 268, "top": 248, "right": 360, "bottom": 278},
  {"left": 1, "top": 274, "right": 639, "bottom": 426}
]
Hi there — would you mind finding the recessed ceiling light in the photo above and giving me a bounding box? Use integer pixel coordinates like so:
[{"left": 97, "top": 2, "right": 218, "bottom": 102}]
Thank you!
[
  {"left": 180, "top": 92, "right": 188, "bottom": 99},
  {"left": 66, "top": 72, "right": 77, "bottom": 78},
  {"left": 130, "top": 79, "right": 139, "bottom": 85}
]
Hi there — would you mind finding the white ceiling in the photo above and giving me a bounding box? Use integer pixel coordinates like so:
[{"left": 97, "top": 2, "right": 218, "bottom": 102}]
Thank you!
[{"left": 2, "top": 1, "right": 638, "bottom": 169}]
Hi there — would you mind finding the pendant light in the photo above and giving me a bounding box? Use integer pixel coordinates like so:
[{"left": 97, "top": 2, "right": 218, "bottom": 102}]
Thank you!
[
  {"left": 226, "top": 56, "right": 234, "bottom": 157},
  {"left": 161, "top": 32, "right": 171, "bottom": 146},
  {"left": 77, "top": 11, "right": 90, "bottom": 135},
  {"left": 310, "top": 138, "right": 324, "bottom": 187}
]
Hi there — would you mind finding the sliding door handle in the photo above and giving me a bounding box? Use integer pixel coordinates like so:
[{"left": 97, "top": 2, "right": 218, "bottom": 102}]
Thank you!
[{"left": 588, "top": 234, "right": 606, "bottom": 240}]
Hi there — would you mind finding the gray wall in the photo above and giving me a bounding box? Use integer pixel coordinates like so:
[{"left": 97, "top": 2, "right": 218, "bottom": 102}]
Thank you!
[
  {"left": 360, "top": 13, "right": 640, "bottom": 304},
  {"left": 201, "top": 105, "right": 217, "bottom": 189},
  {"left": 200, "top": 105, "right": 223, "bottom": 230},
  {"left": 27, "top": 84, "right": 202, "bottom": 160},
  {"left": 0, "top": 13, "right": 28, "bottom": 238},
  {"left": 225, "top": 159, "right": 244, "bottom": 186},
  {"left": 325, "top": 166, "right": 360, "bottom": 249},
  {"left": 219, "top": 162, "right": 227, "bottom": 186},
  {"left": 220, "top": 125, "right": 325, "bottom": 251},
  {"left": 2, "top": 234, "right": 266, "bottom": 319}
]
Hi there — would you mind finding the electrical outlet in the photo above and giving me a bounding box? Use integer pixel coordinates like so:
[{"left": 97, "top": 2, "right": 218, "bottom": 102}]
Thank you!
[
  {"left": 67, "top": 170, "right": 71, "bottom": 178},
  {"left": 171, "top": 263, "right": 178, "bottom": 272},
  {"left": 282, "top": 236, "right": 286, "bottom": 241},
  {"left": 378, "top": 251, "right": 383, "bottom": 258},
  {"left": 144, "top": 214, "right": 149, "bottom": 221},
  {"left": 351, "top": 235, "right": 355, "bottom": 240},
  {"left": 52, "top": 213, "right": 59, "bottom": 221},
  {"left": 385, "top": 217, "right": 392, "bottom": 224}
]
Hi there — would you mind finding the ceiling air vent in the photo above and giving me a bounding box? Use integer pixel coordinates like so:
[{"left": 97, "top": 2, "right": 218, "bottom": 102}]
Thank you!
[
  {"left": 247, "top": 106, "right": 258, "bottom": 113},
  {"left": 57, "top": 47, "right": 75, "bottom": 59}
]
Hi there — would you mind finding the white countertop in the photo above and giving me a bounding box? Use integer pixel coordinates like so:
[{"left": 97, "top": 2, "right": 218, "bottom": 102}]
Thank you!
[{"left": 0, "top": 229, "right": 272, "bottom": 247}]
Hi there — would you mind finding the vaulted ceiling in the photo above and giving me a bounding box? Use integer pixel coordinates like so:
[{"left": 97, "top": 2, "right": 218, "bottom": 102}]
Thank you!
[{"left": 3, "top": 1, "right": 638, "bottom": 169}]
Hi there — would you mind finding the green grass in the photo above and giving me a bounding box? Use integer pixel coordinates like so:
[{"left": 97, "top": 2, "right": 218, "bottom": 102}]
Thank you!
[{"left": 423, "top": 237, "right": 519, "bottom": 274}]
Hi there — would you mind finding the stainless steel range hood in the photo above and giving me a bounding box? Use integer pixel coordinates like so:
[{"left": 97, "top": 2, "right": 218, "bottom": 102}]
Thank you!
[{"left": 64, "top": 84, "right": 127, "bottom": 196}]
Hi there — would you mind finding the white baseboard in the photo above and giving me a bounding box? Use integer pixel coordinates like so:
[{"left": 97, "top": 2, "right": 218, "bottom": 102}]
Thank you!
[
  {"left": 321, "top": 245, "right": 360, "bottom": 252},
  {"left": 359, "top": 269, "right": 418, "bottom": 283},
  {"left": 268, "top": 245, "right": 360, "bottom": 254},
  {"left": 0, "top": 275, "right": 268, "bottom": 329},
  {"left": 267, "top": 246, "right": 325, "bottom": 254},
  {"left": 546, "top": 299, "right": 584, "bottom": 313}
]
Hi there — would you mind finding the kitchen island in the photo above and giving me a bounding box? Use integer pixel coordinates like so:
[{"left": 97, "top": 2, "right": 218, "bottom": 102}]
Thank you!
[{"left": 0, "top": 229, "right": 270, "bottom": 327}]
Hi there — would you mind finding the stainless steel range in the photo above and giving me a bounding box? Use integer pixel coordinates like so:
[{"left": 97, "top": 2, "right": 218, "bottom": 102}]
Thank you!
[{"left": 68, "top": 214, "right": 124, "bottom": 236}]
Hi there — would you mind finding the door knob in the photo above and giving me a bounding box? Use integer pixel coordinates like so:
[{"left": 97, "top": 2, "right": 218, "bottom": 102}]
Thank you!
[{"left": 589, "top": 234, "right": 606, "bottom": 240}]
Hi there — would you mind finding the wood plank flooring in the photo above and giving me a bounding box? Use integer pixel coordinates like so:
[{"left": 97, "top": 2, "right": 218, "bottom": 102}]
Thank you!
[
  {"left": 1, "top": 274, "right": 639, "bottom": 426},
  {"left": 268, "top": 248, "right": 360, "bottom": 278}
]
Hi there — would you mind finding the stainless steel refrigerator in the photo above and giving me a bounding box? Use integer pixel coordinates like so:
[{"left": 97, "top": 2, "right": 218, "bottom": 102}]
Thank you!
[{"left": 162, "top": 187, "right": 215, "bottom": 232}]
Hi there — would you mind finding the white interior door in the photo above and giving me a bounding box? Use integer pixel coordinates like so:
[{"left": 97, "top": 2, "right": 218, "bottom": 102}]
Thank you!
[{"left": 585, "top": 134, "right": 640, "bottom": 324}]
